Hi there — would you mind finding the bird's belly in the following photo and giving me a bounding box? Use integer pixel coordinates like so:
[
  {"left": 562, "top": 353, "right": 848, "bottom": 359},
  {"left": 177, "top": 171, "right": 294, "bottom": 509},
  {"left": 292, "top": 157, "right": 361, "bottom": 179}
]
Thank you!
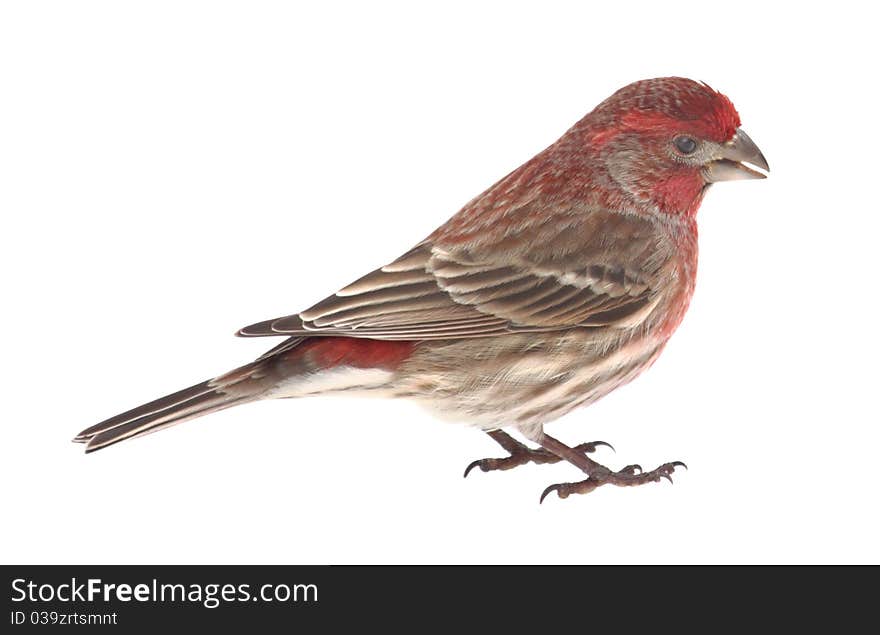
[{"left": 391, "top": 331, "right": 666, "bottom": 435}]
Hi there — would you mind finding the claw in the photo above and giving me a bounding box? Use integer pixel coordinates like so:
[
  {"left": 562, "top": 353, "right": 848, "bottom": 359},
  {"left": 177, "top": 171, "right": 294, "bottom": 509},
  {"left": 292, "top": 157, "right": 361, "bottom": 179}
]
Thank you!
[
  {"left": 463, "top": 460, "right": 484, "bottom": 478},
  {"left": 539, "top": 484, "right": 562, "bottom": 504},
  {"left": 661, "top": 473, "right": 674, "bottom": 485},
  {"left": 587, "top": 440, "right": 615, "bottom": 454},
  {"left": 672, "top": 461, "right": 688, "bottom": 470},
  {"left": 572, "top": 440, "right": 614, "bottom": 455},
  {"left": 619, "top": 464, "right": 642, "bottom": 475}
]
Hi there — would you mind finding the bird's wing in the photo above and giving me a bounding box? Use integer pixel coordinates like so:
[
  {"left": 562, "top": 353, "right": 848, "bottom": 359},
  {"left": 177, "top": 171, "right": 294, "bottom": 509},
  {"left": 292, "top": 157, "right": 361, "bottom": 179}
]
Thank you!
[{"left": 237, "top": 207, "right": 667, "bottom": 340}]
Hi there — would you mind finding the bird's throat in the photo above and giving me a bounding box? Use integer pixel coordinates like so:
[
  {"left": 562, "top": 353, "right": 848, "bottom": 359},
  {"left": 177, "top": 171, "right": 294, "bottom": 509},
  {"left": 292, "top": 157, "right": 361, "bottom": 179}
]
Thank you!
[{"left": 650, "top": 171, "right": 707, "bottom": 218}]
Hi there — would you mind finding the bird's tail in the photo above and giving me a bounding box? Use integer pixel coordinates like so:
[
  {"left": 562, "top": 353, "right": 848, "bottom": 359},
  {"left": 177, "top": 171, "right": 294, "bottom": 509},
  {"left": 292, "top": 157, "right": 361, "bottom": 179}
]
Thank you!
[{"left": 73, "top": 360, "right": 273, "bottom": 453}]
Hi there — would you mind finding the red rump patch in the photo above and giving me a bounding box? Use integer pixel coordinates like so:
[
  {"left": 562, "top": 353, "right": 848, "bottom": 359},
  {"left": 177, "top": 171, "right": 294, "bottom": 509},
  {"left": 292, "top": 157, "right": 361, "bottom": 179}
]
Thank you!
[{"left": 297, "top": 338, "right": 416, "bottom": 371}]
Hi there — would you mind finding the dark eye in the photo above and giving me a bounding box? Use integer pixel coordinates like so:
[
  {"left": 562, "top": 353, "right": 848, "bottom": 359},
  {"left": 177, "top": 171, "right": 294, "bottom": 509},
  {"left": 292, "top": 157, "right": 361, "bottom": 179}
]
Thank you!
[{"left": 674, "top": 136, "right": 697, "bottom": 155}]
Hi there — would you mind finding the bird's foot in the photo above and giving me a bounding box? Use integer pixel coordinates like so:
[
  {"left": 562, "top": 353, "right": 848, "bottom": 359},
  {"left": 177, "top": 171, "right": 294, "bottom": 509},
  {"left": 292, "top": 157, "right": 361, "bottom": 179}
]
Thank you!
[
  {"left": 464, "top": 438, "right": 612, "bottom": 478},
  {"left": 539, "top": 460, "right": 687, "bottom": 503}
]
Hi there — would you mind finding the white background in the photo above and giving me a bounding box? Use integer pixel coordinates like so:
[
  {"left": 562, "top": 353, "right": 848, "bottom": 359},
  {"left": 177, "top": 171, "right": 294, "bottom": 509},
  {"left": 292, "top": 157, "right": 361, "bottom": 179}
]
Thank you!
[{"left": 1, "top": 1, "right": 877, "bottom": 564}]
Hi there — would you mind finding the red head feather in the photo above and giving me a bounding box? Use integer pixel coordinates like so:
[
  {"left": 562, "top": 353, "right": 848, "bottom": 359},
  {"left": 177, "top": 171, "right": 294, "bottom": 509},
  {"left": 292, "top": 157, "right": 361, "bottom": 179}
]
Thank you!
[
  {"left": 434, "top": 77, "right": 744, "bottom": 244},
  {"left": 589, "top": 77, "right": 741, "bottom": 143}
]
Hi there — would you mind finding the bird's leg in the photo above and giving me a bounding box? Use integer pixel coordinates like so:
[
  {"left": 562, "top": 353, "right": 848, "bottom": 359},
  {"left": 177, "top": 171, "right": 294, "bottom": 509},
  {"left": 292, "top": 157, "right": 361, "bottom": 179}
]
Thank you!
[
  {"left": 528, "top": 433, "right": 687, "bottom": 502},
  {"left": 463, "top": 429, "right": 611, "bottom": 478}
]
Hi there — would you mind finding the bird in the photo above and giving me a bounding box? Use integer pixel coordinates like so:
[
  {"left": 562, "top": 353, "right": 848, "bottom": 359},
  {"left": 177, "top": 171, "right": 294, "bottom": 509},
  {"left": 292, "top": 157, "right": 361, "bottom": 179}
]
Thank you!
[{"left": 74, "top": 77, "right": 768, "bottom": 501}]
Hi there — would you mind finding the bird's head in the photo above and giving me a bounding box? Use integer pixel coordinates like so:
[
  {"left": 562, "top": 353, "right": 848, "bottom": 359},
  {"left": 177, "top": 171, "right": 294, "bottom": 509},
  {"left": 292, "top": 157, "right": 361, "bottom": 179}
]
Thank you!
[{"left": 578, "top": 77, "right": 769, "bottom": 217}]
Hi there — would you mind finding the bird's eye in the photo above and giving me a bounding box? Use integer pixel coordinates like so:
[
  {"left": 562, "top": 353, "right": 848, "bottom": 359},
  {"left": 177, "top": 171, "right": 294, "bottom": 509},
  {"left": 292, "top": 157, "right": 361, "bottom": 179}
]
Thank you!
[{"left": 674, "top": 136, "right": 698, "bottom": 155}]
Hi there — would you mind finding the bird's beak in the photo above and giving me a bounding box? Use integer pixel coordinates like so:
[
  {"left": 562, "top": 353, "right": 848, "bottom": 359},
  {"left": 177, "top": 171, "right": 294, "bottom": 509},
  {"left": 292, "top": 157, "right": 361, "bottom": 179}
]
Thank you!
[{"left": 703, "top": 128, "right": 770, "bottom": 182}]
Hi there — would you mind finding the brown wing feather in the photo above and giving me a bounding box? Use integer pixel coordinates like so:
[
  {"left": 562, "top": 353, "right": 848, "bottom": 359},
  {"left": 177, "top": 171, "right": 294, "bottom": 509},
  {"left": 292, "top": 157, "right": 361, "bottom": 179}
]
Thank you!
[{"left": 237, "top": 208, "right": 668, "bottom": 340}]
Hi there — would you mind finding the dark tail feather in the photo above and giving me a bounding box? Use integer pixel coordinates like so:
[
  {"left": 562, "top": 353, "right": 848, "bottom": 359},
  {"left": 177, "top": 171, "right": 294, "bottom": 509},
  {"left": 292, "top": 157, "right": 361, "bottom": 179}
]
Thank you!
[{"left": 74, "top": 360, "right": 269, "bottom": 453}]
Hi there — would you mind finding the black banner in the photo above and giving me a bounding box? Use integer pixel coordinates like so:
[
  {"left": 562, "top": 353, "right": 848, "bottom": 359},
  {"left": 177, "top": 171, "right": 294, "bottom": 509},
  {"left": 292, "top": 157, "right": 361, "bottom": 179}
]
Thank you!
[{"left": 1, "top": 565, "right": 870, "bottom": 629}]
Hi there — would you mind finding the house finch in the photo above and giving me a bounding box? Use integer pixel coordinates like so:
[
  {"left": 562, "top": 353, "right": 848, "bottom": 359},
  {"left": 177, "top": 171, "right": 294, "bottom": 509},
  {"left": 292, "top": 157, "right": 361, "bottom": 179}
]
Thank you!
[{"left": 74, "top": 77, "right": 768, "bottom": 501}]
